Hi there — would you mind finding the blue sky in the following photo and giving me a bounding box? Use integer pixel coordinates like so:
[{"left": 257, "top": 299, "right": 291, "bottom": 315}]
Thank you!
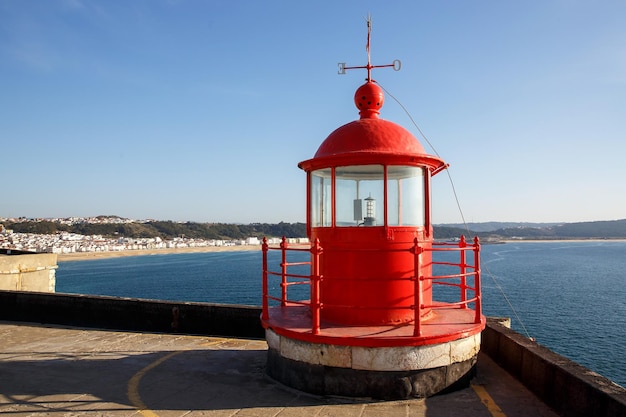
[{"left": 1, "top": 1, "right": 625, "bottom": 224}]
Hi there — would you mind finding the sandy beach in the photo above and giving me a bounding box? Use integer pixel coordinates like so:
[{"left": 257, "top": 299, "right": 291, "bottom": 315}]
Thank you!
[
  {"left": 40, "top": 238, "right": 626, "bottom": 263},
  {"left": 56, "top": 245, "right": 262, "bottom": 262}
]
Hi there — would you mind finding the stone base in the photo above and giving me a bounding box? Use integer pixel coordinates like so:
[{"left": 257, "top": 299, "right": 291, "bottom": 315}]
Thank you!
[
  {"left": 267, "top": 347, "right": 477, "bottom": 399},
  {"left": 265, "top": 329, "right": 481, "bottom": 399}
]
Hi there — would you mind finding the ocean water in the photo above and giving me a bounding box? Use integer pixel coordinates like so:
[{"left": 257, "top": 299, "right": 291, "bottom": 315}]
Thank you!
[{"left": 56, "top": 240, "right": 626, "bottom": 388}]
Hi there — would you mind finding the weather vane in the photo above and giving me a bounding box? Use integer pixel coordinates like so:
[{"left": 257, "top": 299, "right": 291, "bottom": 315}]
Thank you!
[{"left": 337, "top": 15, "right": 401, "bottom": 82}]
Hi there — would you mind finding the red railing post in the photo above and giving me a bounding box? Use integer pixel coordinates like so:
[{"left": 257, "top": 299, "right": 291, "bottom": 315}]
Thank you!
[
  {"left": 460, "top": 235, "right": 467, "bottom": 309},
  {"left": 280, "top": 236, "right": 288, "bottom": 306},
  {"left": 262, "top": 237, "right": 269, "bottom": 320},
  {"left": 473, "top": 236, "right": 482, "bottom": 323},
  {"left": 310, "top": 238, "right": 322, "bottom": 335},
  {"left": 412, "top": 238, "right": 423, "bottom": 337}
]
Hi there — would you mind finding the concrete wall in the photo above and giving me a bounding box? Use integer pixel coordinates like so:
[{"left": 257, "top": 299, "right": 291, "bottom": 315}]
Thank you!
[
  {"left": 483, "top": 317, "right": 626, "bottom": 417},
  {"left": 0, "top": 253, "right": 57, "bottom": 292},
  {"left": 0, "top": 290, "right": 264, "bottom": 339}
]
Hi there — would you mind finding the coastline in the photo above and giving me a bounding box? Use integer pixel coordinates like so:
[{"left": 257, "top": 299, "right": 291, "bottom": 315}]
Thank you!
[
  {"left": 500, "top": 238, "right": 626, "bottom": 243},
  {"left": 56, "top": 245, "right": 262, "bottom": 262},
  {"left": 53, "top": 238, "right": 626, "bottom": 262}
]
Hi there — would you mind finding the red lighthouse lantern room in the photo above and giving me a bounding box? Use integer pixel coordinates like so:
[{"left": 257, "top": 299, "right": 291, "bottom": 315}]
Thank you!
[
  {"left": 262, "top": 21, "right": 485, "bottom": 399},
  {"left": 299, "top": 80, "right": 447, "bottom": 328}
]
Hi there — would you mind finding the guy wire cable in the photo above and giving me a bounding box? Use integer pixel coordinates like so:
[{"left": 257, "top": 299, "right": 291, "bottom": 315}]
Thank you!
[{"left": 378, "top": 82, "right": 533, "bottom": 340}]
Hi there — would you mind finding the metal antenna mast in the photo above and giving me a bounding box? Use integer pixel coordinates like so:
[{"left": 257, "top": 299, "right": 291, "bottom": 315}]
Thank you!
[{"left": 337, "top": 15, "right": 401, "bottom": 81}]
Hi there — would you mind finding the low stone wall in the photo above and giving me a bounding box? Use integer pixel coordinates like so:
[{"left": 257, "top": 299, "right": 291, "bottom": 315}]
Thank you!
[
  {"left": 0, "top": 253, "right": 57, "bottom": 292},
  {"left": 483, "top": 317, "right": 626, "bottom": 417},
  {"left": 0, "top": 290, "right": 264, "bottom": 339}
]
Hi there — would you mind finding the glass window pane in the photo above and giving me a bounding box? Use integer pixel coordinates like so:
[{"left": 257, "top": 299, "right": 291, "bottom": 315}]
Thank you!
[
  {"left": 336, "top": 165, "right": 384, "bottom": 227},
  {"left": 310, "top": 169, "right": 332, "bottom": 227},
  {"left": 387, "top": 166, "right": 424, "bottom": 226}
]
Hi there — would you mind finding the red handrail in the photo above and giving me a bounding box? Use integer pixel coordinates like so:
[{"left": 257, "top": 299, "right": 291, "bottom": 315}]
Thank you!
[
  {"left": 460, "top": 235, "right": 467, "bottom": 309},
  {"left": 261, "top": 237, "right": 269, "bottom": 321},
  {"left": 473, "top": 236, "right": 482, "bottom": 324},
  {"left": 262, "top": 235, "right": 481, "bottom": 336},
  {"left": 262, "top": 236, "right": 315, "bottom": 321},
  {"left": 310, "top": 238, "right": 322, "bottom": 335},
  {"left": 416, "top": 236, "right": 482, "bottom": 330},
  {"left": 412, "top": 240, "right": 423, "bottom": 336}
]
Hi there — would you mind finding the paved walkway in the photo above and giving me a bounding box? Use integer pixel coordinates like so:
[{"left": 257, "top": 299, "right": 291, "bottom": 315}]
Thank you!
[{"left": 0, "top": 321, "right": 558, "bottom": 416}]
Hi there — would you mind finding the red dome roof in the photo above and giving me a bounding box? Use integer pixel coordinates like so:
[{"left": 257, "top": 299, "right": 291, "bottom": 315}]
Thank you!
[
  {"left": 314, "top": 118, "right": 427, "bottom": 158},
  {"left": 298, "top": 81, "right": 447, "bottom": 173}
]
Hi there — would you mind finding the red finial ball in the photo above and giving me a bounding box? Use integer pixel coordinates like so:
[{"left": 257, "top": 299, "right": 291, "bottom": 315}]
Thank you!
[{"left": 354, "top": 82, "right": 384, "bottom": 119}]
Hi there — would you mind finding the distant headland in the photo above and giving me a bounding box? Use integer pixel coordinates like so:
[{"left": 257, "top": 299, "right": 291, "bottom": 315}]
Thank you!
[{"left": 435, "top": 219, "right": 626, "bottom": 241}]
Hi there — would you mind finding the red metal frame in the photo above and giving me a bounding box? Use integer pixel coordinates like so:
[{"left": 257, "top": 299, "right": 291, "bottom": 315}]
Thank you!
[
  {"left": 262, "top": 235, "right": 482, "bottom": 340},
  {"left": 424, "top": 172, "right": 432, "bottom": 237}
]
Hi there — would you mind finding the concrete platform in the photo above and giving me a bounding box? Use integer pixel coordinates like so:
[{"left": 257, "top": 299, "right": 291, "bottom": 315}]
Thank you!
[
  {"left": 263, "top": 304, "right": 483, "bottom": 346},
  {"left": 0, "top": 321, "right": 558, "bottom": 416}
]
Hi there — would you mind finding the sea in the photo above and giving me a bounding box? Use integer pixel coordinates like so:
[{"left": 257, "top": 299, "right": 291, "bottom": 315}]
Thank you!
[{"left": 56, "top": 240, "right": 626, "bottom": 388}]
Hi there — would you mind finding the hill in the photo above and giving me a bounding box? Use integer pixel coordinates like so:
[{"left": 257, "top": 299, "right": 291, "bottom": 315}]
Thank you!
[
  {"left": 438, "top": 222, "right": 561, "bottom": 233},
  {"left": 2, "top": 220, "right": 306, "bottom": 240},
  {"left": 4, "top": 218, "right": 626, "bottom": 241},
  {"left": 439, "top": 220, "right": 626, "bottom": 240},
  {"left": 485, "top": 219, "right": 626, "bottom": 239}
]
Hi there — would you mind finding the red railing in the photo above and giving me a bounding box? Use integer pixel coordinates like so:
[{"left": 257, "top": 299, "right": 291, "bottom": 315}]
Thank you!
[
  {"left": 412, "top": 235, "right": 481, "bottom": 336},
  {"left": 262, "top": 237, "right": 323, "bottom": 334},
  {"left": 262, "top": 236, "right": 480, "bottom": 337}
]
